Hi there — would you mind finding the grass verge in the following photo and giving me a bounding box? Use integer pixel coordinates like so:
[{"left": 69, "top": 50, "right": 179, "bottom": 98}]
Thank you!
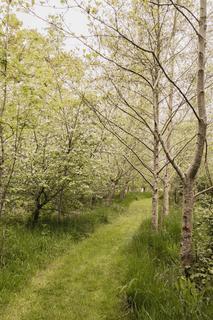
[
  {"left": 124, "top": 207, "right": 212, "bottom": 320},
  {"left": 0, "top": 193, "right": 143, "bottom": 312},
  {"left": 1, "top": 194, "right": 151, "bottom": 320}
]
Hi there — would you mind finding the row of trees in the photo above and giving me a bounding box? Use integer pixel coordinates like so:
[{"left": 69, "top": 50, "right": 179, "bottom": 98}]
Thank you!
[
  {"left": 52, "top": 0, "right": 212, "bottom": 268},
  {"left": 0, "top": 2, "right": 139, "bottom": 226}
]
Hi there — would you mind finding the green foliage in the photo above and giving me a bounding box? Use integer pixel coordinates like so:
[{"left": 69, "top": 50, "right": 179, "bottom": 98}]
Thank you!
[
  {"left": 123, "top": 209, "right": 212, "bottom": 320},
  {"left": 192, "top": 198, "right": 213, "bottom": 293},
  {"left": 0, "top": 8, "right": 136, "bottom": 221}
]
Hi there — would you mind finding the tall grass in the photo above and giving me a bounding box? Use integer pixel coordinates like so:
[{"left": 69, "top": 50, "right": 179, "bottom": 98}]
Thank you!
[{"left": 124, "top": 207, "right": 212, "bottom": 320}]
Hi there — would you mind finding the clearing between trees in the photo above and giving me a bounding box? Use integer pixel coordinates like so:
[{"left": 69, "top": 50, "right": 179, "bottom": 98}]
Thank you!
[{"left": 1, "top": 198, "right": 151, "bottom": 320}]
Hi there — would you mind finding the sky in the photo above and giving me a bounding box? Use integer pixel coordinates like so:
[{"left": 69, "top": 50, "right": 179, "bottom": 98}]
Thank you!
[{"left": 16, "top": 0, "right": 89, "bottom": 52}]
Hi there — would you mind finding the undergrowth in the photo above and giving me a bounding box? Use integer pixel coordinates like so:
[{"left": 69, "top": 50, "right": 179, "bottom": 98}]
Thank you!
[
  {"left": 192, "top": 195, "right": 213, "bottom": 292},
  {"left": 124, "top": 207, "right": 212, "bottom": 320}
]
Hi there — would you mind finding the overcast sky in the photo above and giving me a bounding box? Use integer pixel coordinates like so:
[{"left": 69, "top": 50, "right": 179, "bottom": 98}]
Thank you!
[{"left": 16, "top": 0, "right": 89, "bottom": 52}]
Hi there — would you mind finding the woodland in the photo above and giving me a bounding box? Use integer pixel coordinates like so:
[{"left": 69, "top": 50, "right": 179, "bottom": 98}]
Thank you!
[{"left": 0, "top": 0, "right": 212, "bottom": 319}]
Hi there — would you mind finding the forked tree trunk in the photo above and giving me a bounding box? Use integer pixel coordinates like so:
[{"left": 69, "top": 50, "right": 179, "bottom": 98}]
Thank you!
[
  {"left": 157, "top": 0, "right": 207, "bottom": 268},
  {"left": 181, "top": 0, "right": 207, "bottom": 268}
]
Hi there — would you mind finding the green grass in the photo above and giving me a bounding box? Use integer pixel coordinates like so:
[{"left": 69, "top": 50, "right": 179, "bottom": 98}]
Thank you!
[
  {"left": 0, "top": 196, "right": 151, "bottom": 320},
  {"left": 0, "top": 194, "right": 143, "bottom": 314},
  {"left": 114, "top": 192, "right": 152, "bottom": 206},
  {"left": 124, "top": 207, "right": 212, "bottom": 320},
  {"left": 3, "top": 193, "right": 209, "bottom": 320}
]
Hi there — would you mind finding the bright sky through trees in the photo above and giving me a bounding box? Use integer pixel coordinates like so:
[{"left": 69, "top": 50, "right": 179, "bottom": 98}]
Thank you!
[{"left": 16, "top": 0, "right": 88, "bottom": 51}]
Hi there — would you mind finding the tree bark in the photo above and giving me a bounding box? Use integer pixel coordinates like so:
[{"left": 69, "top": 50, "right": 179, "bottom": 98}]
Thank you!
[
  {"left": 107, "top": 181, "right": 116, "bottom": 205},
  {"left": 32, "top": 207, "right": 41, "bottom": 228},
  {"left": 163, "top": 176, "right": 170, "bottom": 216},
  {"left": 152, "top": 178, "right": 158, "bottom": 229},
  {"left": 31, "top": 188, "right": 44, "bottom": 227},
  {"left": 152, "top": 87, "right": 159, "bottom": 229},
  {"left": 57, "top": 190, "right": 63, "bottom": 223},
  {"left": 181, "top": 179, "right": 195, "bottom": 267},
  {"left": 119, "top": 186, "right": 126, "bottom": 200}
]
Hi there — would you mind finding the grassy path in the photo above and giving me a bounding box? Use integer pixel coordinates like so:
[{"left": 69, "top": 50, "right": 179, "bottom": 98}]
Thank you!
[{"left": 2, "top": 198, "right": 151, "bottom": 320}]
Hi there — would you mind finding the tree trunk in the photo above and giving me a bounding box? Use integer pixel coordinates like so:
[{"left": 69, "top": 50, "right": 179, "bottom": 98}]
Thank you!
[
  {"left": 119, "top": 188, "right": 126, "bottom": 200},
  {"left": 152, "top": 178, "right": 158, "bottom": 229},
  {"left": 152, "top": 87, "right": 159, "bottom": 229},
  {"left": 107, "top": 181, "right": 116, "bottom": 205},
  {"left": 151, "top": 1, "right": 160, "bottom": 230},
  {"left": 31, "top": 189, "right": 43, "bottom": 227},
  {"left": 0, "top": 195, "right": 6, "bottom": 217},
  {"left": 181, "top": 179, "right": 194, "bottom": 268},
  {"left": 57, "top": 190, "right": 63, "bottom": 223},
  {"left": 163, "top": 173, "right": 170, "bottom": 216},
  {"left": 181, "top": 0, "right": 207, "bottom": 269},
  {"left": 174, "top": 188, "right": 179, "bottom": 204},
  {"left": 32, "top": 206, "right": 41, "bottom": 228}
]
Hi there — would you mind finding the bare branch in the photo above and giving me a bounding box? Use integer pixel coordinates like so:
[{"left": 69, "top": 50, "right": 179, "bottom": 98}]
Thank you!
[{"left": 195, "top": 186, "right": 213, "bottom": 198}]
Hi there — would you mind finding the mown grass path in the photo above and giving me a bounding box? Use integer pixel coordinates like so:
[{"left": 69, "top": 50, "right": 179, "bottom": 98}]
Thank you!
[{"left": 2, "top": 198, "right": 151, "bottom": 320}]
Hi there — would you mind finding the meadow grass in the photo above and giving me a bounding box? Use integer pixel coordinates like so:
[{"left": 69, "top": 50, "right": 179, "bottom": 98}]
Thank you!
[
  {"left": 0, "top": 193, "right": 145, "bottom": 313},
  {"left": 0, "top": 195, "right": 151, "bottom": 320},
  {"left": 124, "top": 207, "right": 212, "bottom": 320}
]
